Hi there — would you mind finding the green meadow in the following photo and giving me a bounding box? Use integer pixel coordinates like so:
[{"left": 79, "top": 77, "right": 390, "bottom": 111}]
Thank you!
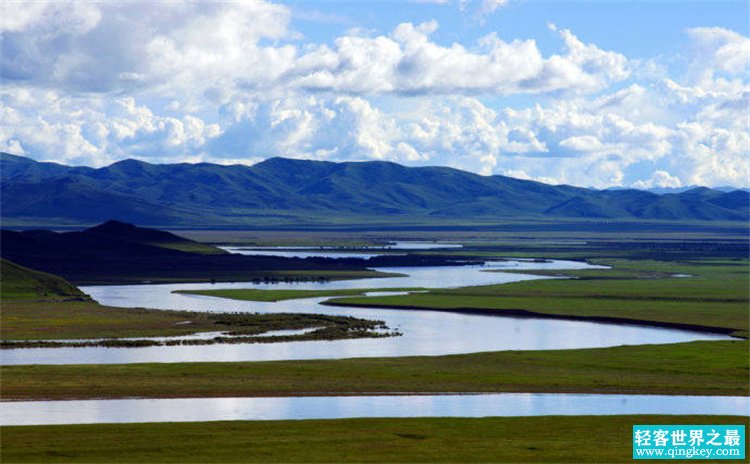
[
  {"left": 3, "top": 340, "right": 747, "bottom": 400},
  {"left": 2, "top": 416, "right": 748, "bottom": 463},
  {"left": 3, "top": 249, "right": 748, "bottom": 398},
  {"left": 2, "top": 231, "right": 748, "bottom": 464},
  {"left": 325, "top": 258, "right": 749, "bottom": 337},
  {"left": 0, "top": 259, "right": 392, "bottom": 344}
]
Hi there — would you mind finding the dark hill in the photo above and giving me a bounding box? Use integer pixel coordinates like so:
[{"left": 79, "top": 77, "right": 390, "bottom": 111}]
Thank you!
[
  {"left": 0, "top": 224, "right": 211, "bottom": 281},
  {"left": 84, "top": 220, "right": 228, "bottom": 255},
  {"left": 1, "top": 152, "right": 747, "bottom": 226},
  {"left": 0, "top": 221, "right": 472, "bottom": 284}
]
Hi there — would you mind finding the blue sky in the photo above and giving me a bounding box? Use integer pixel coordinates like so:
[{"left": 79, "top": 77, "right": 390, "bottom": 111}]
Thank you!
[
  {"left": 1, "top": 0, "right": 748, "bottom": 188},
  {"left": 294, "top": 2, "right": 745, "bottom": 57}
]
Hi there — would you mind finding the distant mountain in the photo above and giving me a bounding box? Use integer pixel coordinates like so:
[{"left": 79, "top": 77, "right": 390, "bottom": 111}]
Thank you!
[
  {"left": 617, "top": 186, "right": 750, "bottom": 195},
  {"left": 1, "top": 152, "right": 748, "bottom": 225}
]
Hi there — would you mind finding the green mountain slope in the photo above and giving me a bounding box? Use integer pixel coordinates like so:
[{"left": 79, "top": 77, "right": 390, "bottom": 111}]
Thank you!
[
  {"left": 1, "top": 152, "right": 747, "bottom": 226},
  {"left": 0, "top": 258, "right": 90, "bottom": 301}
]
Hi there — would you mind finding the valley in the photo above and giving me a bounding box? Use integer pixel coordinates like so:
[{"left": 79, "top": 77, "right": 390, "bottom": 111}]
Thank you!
[{"left": 1, "top": 212, "right": 748, "bottom": 463}]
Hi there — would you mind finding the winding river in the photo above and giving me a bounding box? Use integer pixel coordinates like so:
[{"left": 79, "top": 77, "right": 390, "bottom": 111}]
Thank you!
[
  {"left": 0, "top": 246, "right": 730, "bottom": 366},
  {"left": 2, "top": 243, "right": 744, "bottom": 424}
]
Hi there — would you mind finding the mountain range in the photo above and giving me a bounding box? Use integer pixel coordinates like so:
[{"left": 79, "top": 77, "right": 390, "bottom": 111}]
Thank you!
[
  {"left": 1, "top": 152, "right": 748, "bottom": 226},
  {"left": 609, "top": 186, "right": 750, "bottom": 194}
]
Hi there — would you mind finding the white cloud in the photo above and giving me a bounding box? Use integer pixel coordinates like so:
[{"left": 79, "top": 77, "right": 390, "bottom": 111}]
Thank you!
[
  {"left": 205, "top": 94, "right": 404, "bottom": 163},
  {"left": 478, "top": 0, "right": 509, "bottom": 16},
  {"left": 1, "top": 5, "right": 747, "bottom": 189},
  {"left": 559, "top": 135, "right": 607, "bottom": 153},
  {"left": 0, "top": 90, "right": 220, "bottom": 165},
  {"left": 459, "top": 0, "right": 509, "bottom": 22},
  {"left": 290, "top": 22, "right": 630, "bottom": 95},
  {"left": 0, "top": 1, "right": 101, "bottom": 34},
  {"left": 1, "top": 1, "right": 293, "bottom": 95},
  {"left": 2, "top": 4, "right": 631, "bottom": 99},
  {"left": 4, "top": 72, "right": 747, "bottom": 187},
  {"left": 687, "top": 27, "right": 750, "bottom": 77},
  {"left": 632, "top": 170, "right": 683, "bottom": 189}
]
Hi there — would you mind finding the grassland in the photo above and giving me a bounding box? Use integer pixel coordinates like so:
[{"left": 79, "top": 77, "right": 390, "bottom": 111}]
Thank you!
[
  {"left": 174, "top": 287, "right": 424, "bottom": 302},
  {"left": 3, "top": 415, "right": 748, "bottom": 463},
  {"left": 0, "top": 260, "right": 204, "bottom": 340},
  {"left": 1, "top": 300, "right": 221, "bottom": 340},
  {"left": 148, "top": 240, "right": 229, "bottom": 255},
  {"left": 3, "top": 339, "right": 746, "bottom": 400},
  {"left": 325, "top": 258, "right": 749, "bottom": 337},
  {"left": 173, "top": 222, "right": 750, "bottom": 246},
  {"left": 2, "top": 231, "right": 748, "bottom": 463},
  {"left": 1, "top": 307, "right": 396, "bottom": 348},
  {"left": 4, "top": 244, "right": 748, "bottom": 399},
  {"left": 0, "top": 259, "right": 90, "bottom": 301},
  {"left": 0, "top": 260, "right": 394, "bottom": 344}
]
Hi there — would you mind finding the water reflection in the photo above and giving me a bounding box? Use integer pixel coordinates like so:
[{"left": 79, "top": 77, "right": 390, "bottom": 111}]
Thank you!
[
  {"left": 2, "top": 394, "right": 747, "bottom": 426},
  {"left": 219, "top": 241, "right": 463, "bottom": 258},
  {"left": 0, "top": 259, "right": 730, "bottom": 366}
]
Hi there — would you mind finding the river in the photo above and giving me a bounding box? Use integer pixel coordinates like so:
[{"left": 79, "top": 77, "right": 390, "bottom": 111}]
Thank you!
[
  {"left": 0, "top": 247, "right": 730, "bottom": 365},
  {"left": 1, "top": 243, "right": 742, "bottom": 424},
  {"left": 2, "top": 394, "right": 747, "bottom": 426}
]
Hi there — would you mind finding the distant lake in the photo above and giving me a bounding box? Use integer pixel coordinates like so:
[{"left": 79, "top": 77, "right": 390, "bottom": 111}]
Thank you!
[
  {"left": 219, "top": 241, "right": 462, "bottom": 258},
  {"left": 2, "top": 394, "right": 748, "bottom": 426}
]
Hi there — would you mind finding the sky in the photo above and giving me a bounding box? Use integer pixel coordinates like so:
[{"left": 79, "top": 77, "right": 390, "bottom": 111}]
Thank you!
[{"left": 1, "top": 0, "right": 748, "bottom": 188}]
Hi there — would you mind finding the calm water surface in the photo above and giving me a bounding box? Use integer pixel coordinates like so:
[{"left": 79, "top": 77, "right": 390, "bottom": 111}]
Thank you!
[
  {"left": 221, "top": 241, "right": 462, "bottom": 258},
  {"left": 0, "top": 254, "right": 730, "bottom": 365},
  {"left": 0, "top": 244, "right": 740, "bottom": 424},
  {"left": 2, "top": 394, "right": 747, "bottom": 426}
]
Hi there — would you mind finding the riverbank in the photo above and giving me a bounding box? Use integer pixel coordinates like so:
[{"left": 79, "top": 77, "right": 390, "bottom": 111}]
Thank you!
[
  {"left": 323, "top": 258, "right": 749, "bottom": 338},
  {"left": 2, "top": 340, "right": 746, "bottom": 400},
  {"left": 2, "top": 415, "right": 748, "bottom": 463},
  {"left": 323, "top": 300, "right": 742, "bottom": 337},
  {"left": 174, "top": 287, "right": 425, "bottom": 302},
  {"left": 0, "top": 260, "right": 397, "bottom": 345},
  {"left": 0, "top": 301, "right": 397, "bottom": 347},
  {"left": 72, "top": 268, "right": 402, "bottom": 286}
]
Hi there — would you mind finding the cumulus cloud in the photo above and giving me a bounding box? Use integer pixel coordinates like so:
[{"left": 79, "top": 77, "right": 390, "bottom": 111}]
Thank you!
[
  {"left": 3, "top": 75, "right": 747, "bottom": 187},
  {"left": 1, "top": 1, "right": 292, "bottom": 94},
  {"left": 1, "top": 2, "right": 631, "bottom": 98},
  {"left": 494, "top": 80, "right": 748, "bottom": 187},
  {"left": 0, "top": 89, "right": 220, "bottom": 165},
  {"left": 686, "top": 27, "right": 750, "bottom": 78},
  {"left": 632, "top": 171, "right": 683, "bottom": 189},
  {"left": 205, "top": 94, "right": 402, "bottom": 162},
  {"left": 0, "top": 2, "right": 747, "bottom": 188},
  {"left": 290, "top": 22, "right": 630, "bottom": 95}
]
